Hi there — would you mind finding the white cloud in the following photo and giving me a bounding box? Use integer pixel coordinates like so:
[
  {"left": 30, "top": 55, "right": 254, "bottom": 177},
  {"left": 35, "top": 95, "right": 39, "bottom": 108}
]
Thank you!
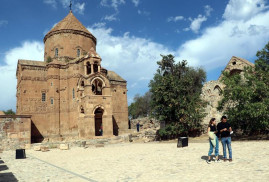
[
  {"left": 87, "top": 25, "right": 174, "bottom": 104},
  {"left": 167, "top": 16, "right": 184, "bottom": 22},
  {"left": 43, "top": 0, "right": 57, "bottom": 9},
  {"left": 223, "top": 0, "right": 268, "bottom": 21},
  {"left": 74, "top": 2, "right": 85, "bottom": 14},
  {"left": 100, "top": 0, "right": 125, "bottom": 11},
  {"left": 92, "top": 22, "right": 106, "bottom": 29},
  {"left": 183, "top": 5, "right": 213, "bottom": 33},
  {"left": 177, "top": 9, "right": 269, "bottom": 70},
  {"left": 60, "top": 0, "right": 69, "bottom": 7},
  {"left": 189, "top": 15, "right": 207, "bottom": 33},
  {"left": 204, "top": 5, "right": 213, "bottom": 16},
  {"left": 137, "top": 10, "right": 150, "bottom": 16},
  {"left": 132, "top": 0, "right": 140, "bottom": 7},
  {"left": 0, "top": 41, "right": 44, "bottom": 111},
  {"left": 0, "top": 20, "right": 8, "bottom": 27},
  {"left": 104, "top": 14, "right": 118, "bottom": 21}
]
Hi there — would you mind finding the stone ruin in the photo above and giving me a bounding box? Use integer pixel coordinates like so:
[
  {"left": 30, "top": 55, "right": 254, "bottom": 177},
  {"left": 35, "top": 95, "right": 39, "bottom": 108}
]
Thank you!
[{"left": 201, "top": 56, "right": 254, "bottom": 129}]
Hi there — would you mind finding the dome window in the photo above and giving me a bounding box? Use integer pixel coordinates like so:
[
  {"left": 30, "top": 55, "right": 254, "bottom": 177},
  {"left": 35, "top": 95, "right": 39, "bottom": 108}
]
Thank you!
[
  {"left": 77, "top": 49, "right": 80, "bottom": 57},
  {"left": 55, "top": 48, "right": 59, "bottom": 57},
  {"left": 72, "top": 88, "right": 75, "bottom": 99}
]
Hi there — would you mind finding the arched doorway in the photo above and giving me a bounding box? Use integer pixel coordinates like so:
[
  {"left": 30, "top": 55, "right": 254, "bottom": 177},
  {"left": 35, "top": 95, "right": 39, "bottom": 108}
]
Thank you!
[{"left": 94, "top": 108, "right": 103, "bottom": 136}]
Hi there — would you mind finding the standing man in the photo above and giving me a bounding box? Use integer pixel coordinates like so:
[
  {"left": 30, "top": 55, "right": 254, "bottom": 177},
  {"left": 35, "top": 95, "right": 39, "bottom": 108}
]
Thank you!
[
  {"left": 217, "top": 116, "right": 233, "bottom": 162},
  {"left": 136, "top": 121, "right": 140, "bottom": 132}
]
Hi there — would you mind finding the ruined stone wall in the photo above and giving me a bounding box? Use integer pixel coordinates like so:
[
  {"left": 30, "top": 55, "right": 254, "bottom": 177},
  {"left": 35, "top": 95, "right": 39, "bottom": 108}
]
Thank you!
[
  {"left": 0, "top": 116, "right": 31, "bottom": 150},
  {"left": 201, "top": 81, "right": 225, "bottom": 127},
  {"left": 201, "top": 56, "right": 255, "bottom": 130}
]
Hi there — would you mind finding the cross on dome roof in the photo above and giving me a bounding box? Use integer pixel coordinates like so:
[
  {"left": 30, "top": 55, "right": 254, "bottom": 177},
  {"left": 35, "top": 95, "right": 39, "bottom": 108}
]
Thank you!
[{"left": 69, "top": 1, "right": 72, "bottom": 11}]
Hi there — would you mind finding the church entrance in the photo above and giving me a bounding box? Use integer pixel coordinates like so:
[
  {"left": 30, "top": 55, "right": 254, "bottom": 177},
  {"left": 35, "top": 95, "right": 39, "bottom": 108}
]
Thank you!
[{"left": 94, "top": 108, "right": 103, "bottom": 136}]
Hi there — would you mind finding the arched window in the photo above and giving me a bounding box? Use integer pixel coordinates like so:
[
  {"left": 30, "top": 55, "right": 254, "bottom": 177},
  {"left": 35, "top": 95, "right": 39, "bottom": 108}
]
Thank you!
[
  {"left": 230, "top": 69, "right": 242, "bottom": 76},
  {"left": 77, "top": 49, "right": 80, "bottom": 57},
  {"left": 93, "top": 62, "right": 98, "bottom": 73},
  {"left": 86, "top": 62, "right": 91, "bottom": 74},
  {"left": 72, "top": 88, "right": 75, "bottom": 99},
  {"left": 214, "top": 85, "right": 222, "bottom": 96},
  {"left": 92, "top": 79, "right": 103, "bottom": 95},
  {"left": 81, "top": 80, "right": 85, "bottom": 87},
  {"left": 55, "top": 48, "right": 58, "bottom": 57},
  {"left": 80, "top": 105, "right": 84, "bottom": 113}
]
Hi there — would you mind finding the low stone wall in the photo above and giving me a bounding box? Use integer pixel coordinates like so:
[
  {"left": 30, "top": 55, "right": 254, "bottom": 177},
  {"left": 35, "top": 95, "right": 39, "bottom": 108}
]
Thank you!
[
  {"left": 130, "top": 117, "right": 160, "bottom": 130},
  {"left": 0, "top": 115, "right": 31, "bottom": 150}
]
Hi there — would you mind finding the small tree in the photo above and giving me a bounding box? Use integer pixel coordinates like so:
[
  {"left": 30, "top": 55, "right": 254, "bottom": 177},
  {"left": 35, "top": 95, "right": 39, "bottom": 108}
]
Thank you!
[
  {"left": 218, "top": 42, "right": 269, "bottom": 135},
  {"left": 128, "top": 91, "right": 152, "bottom": 119},
  {"left": 46, "top": 56, "right": 52, "bottom": 63},
  {"left": 149, "top": 54, "right": 206, "bottom": 138},
  {"left": 3, "top": 109, "right": 16, "bottom": 115}
]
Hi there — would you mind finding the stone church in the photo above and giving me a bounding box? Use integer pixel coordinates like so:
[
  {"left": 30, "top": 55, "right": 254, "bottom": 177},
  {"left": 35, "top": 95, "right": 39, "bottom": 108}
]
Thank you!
[
  {"left": 201, "top": 56, "right": 254, "bottom": 126},
  {"left": 16, "top": 11, "right": 128, "bottom": 142}
]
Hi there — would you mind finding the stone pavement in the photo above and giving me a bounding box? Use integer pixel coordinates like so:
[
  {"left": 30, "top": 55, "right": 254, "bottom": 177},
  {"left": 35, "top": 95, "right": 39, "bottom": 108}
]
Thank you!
[
  {"left": 0, "top": 152, "right": 96, "bottom": 182},
  {"left": 1, "top": 141, "right": 269, "bottom": 182}
]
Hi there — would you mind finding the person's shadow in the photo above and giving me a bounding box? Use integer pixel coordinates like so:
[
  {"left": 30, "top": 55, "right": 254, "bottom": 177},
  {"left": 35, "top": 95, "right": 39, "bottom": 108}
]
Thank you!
[{"left": 201, "top": 155, "right": 224, "bottom": 161}]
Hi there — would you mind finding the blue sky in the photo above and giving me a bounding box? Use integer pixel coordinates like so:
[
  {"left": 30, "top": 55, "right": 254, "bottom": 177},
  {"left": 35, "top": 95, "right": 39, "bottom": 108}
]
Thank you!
[{"left": 0, "top": 0, "right": 269, "bottom": 111}]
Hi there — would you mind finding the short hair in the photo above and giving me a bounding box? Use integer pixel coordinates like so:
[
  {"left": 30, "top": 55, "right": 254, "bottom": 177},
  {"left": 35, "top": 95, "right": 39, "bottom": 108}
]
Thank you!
[{"left": 221, "top": 116, "right": 227, "bottom": 120}]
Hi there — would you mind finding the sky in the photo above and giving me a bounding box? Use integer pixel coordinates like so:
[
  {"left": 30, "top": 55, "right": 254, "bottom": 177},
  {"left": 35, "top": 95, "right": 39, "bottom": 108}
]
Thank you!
[{"left": 0, "top": 0, "right": 269, "bottom": 111}]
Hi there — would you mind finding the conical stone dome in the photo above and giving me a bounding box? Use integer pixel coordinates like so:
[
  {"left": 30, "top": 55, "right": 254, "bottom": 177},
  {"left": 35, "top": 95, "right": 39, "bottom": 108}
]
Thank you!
[{"left": 44, "top": 11, "right": 97, "bottom": 61}]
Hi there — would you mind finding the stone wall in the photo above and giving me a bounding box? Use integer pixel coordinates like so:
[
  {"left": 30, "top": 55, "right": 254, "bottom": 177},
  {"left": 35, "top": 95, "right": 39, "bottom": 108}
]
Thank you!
[
  {"left": 0, "top": 115, "right": 31, "bottom": 150},
  {"left": 201, "top": 80, "right": 225, "bottom": 128},
  {"left": 201, "top": 56, "right": 255, "bottom": 130}
]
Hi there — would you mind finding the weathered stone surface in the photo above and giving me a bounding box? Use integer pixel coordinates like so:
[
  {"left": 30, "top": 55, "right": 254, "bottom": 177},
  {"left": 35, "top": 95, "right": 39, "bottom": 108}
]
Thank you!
[
  {"left": 59, "top": 144, "right": 69, "bottom": 150},
  {"left": 34, "top": 146, "right": 41, "bottom": 151},
  {"left": 95, "top": 144, "right": 104, "bottom": 148},
  {"left": 131, "top": 117, "right": 160, "bottom": 131},
  {"left": 201, "top": 56, "right": 254, "bottom": 129},
  {"left": 24, "top": 144, "right": 31, "bottom": 149},
  {"left": 0, "top": 116, "right": 31, "bottom": 150},
  {"left": 41, "top": 146, "right": 49, "bottom": 152}
]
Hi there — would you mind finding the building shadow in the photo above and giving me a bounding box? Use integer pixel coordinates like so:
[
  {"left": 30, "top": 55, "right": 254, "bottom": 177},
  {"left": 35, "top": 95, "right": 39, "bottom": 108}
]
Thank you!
[
  {"left": 31, "top": 120, "right": 44, "bottom": 143},
  {"left": 0, "top": 160, "right": 18, "bottom": 181},
  {"left": 0, "top": 164, "right": 9, "bottom": 171},
  {"left": 128, "top": 119, "right": 131, "bottom": 129},
  {"left": 112, "top": 116, "right": 119, "bottom": 136},
  {"left": 0, "top": 172, "right": 18, "bottom": 182}
]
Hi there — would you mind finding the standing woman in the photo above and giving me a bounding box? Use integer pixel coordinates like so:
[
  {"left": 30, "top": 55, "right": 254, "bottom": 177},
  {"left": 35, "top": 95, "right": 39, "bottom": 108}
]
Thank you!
[{"left": 207, "top": 118, "right": 220, "bottom": 163}]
